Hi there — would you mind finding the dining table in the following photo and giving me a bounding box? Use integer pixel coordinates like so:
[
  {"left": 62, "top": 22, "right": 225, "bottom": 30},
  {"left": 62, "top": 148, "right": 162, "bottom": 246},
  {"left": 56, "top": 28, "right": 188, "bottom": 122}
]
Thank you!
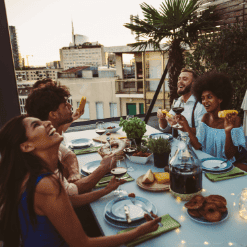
[{"left": 64, "top": 124, "right": 247, "bottom": 247}]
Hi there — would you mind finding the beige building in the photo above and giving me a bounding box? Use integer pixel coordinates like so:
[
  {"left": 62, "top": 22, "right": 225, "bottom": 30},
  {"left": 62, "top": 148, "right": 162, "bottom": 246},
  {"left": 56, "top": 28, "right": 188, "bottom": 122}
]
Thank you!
[
  {"left": 60, "top": 44, "right": 106, "bottom": 70},
  {"left": 15, "top": 68, "right": 63, "bottom": 81},
  {"left": 105, "top": 45, "right": 171, "bottom": 116}
]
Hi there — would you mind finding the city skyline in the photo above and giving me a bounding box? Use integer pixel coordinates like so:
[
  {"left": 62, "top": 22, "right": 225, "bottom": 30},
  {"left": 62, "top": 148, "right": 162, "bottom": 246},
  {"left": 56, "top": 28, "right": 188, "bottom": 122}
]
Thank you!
[{"left": 5, "top": 0, "right": 165, "bottom": 67}]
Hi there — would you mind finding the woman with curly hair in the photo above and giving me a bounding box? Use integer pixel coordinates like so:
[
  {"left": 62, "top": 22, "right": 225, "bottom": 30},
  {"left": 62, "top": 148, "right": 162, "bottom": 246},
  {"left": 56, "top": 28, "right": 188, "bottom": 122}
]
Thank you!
[
  {"left": 176, "top": 71, "right": 246, "bottom": 162},
  {"left": 0, "top": 115, "right": 161, "bottom": 247}
]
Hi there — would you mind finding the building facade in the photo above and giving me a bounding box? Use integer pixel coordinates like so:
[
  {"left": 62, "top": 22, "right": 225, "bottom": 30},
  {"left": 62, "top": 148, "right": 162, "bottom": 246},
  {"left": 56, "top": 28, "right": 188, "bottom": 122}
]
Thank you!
[
  {"left": 60, "top": 44, "right": 106, "bottom": 70},
  {"left": 9, "top": 26, "right": 20, "bottom": 69},
  {"left": 15, "top": 68, "right": 63, "bottom": 81}
]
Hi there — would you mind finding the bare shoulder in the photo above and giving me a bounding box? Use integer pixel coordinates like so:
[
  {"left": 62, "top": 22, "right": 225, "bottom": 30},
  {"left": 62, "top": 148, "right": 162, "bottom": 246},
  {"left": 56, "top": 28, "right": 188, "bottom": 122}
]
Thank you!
[
  {"left": 201, "top": 113, "right": 209, "bottom": 124},
  {"left": 35, "top": 174, "right": 61, "bottom": 196}
]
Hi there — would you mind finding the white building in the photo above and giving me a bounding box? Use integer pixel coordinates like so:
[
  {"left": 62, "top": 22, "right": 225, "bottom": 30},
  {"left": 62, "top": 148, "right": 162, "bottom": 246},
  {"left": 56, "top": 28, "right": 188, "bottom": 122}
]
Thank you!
[{"left": 60, "top": 44, "right": 106, "bottom": 70}]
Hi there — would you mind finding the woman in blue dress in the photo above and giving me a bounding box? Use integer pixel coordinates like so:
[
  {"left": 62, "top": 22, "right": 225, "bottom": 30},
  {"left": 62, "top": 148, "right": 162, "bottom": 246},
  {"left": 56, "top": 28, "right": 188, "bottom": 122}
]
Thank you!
[
  {"left": 0, "top": 115, "right": 161, "bottom": 247},
  {"left": 176, "top": 71, "right": 246, "bottom": 163}
]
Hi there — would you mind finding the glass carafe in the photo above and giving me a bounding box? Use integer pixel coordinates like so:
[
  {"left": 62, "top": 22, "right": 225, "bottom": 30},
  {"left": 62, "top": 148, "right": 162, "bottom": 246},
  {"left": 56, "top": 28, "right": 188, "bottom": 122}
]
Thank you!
[{"left": 169, "top": 133, "right": 202, "bottom": 201}]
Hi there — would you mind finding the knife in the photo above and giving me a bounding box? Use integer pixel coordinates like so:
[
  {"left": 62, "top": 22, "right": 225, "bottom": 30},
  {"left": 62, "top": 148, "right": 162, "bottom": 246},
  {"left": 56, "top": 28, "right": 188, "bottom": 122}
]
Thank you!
[
  {"left": 98, "top": 175, "right": 130, "bottom": 185},
  {"left": 216, "top": 172, "right": 246, "bottom": 178},
  {"left": 124, "top": 205, "right": 131, "bottom": 223}
]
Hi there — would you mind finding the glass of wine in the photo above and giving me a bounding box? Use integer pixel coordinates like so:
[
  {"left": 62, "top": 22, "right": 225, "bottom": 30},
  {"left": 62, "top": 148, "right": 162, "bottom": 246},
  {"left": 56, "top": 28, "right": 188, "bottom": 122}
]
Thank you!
[
  {"left": 171, "top": 99, "right": 185, "bottom": 129},
  {"left": 95, "top": 121, "right": 106, "bottom": 144},
  {"left": 111, "top": 156, "right": 128, "bottom": 197}
]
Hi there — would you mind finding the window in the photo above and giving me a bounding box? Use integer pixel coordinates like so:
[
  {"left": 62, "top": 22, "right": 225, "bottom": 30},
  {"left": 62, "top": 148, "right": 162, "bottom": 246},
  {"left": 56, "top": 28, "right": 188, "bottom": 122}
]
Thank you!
[
  {"left": 96, "top": 102, "right": 104, "bottom": 119},
  {"left": 67, "top": 97, "right": 73, "bottom": 111},
  {"left": 77, "top": 102, "right": 90, "bottom": 119},
  {"left": 110, "top": 103, "right": 118, "bottom": 117}
]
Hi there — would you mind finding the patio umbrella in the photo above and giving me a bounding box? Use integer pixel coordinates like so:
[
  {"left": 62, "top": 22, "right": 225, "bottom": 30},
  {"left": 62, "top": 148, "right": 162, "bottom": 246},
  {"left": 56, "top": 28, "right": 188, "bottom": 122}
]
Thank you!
[{"left": 241, "top": 90, "right": 247, "bottom": 136}]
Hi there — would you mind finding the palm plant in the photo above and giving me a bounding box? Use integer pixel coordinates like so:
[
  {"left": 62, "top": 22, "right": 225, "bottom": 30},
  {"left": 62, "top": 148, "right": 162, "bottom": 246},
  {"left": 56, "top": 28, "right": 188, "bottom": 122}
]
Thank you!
[{"left": 124, "top": 0, "right": 218, "bottom": 105}]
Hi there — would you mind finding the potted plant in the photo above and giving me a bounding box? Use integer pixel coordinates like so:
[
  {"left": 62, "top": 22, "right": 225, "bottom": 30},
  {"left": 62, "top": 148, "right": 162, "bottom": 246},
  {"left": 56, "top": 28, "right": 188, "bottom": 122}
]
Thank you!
[
  {"left": 146, "top": 137, "right": 171, "bottom": 168},
  {"left": 119, "top": 117, "right": 146, "bottom": 146}
]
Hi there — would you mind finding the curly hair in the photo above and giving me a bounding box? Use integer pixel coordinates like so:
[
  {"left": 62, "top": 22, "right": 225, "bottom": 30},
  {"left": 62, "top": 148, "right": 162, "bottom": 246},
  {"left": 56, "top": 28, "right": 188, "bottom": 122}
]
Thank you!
[
  {"left": 25, "top": 83, "right": 70, "bottom": 120},
  {"left": 192, "top": 71, "right": 233, "bottom": 110},
  {"left": 32, "top": 78, "right": 55, "bottom": 89}
]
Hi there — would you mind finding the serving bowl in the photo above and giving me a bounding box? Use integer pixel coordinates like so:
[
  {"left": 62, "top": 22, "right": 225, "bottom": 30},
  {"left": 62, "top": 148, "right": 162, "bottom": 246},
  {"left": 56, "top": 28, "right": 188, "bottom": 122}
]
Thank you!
[
  {"left": 126, "top": 152, "right": 153, "bottom": 164},
  {"left": 104, "top": 123, "right": 121, "bottom": 133}
]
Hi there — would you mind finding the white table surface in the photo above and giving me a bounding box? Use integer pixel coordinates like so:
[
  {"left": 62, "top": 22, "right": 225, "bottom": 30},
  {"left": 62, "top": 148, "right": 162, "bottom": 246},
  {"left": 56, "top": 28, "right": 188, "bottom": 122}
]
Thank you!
[{"left": 64, "top": 125, "right": 247, "bottom": 247}]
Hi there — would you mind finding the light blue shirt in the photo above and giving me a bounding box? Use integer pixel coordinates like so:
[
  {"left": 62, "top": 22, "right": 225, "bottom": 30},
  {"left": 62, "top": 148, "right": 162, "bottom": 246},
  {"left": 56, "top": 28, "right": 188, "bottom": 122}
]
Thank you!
[{"left": 196, "top": 122, "right": 246, "bottom": 162}]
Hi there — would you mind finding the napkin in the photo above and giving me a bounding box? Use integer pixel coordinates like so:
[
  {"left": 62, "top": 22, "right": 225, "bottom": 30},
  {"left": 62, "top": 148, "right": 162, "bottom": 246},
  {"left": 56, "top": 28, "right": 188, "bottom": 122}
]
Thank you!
[
  {"left": 118, "top": 214, "right": 180, "bottom": 247},
  {"left": 95, "top": 173, "right": 134, "bottom": 188},
  {"left": 205, "top": 167, "right": 247, "bottom": 182},
  {"left": 73, "top": 146, "right": 101, "bottom": 155}
]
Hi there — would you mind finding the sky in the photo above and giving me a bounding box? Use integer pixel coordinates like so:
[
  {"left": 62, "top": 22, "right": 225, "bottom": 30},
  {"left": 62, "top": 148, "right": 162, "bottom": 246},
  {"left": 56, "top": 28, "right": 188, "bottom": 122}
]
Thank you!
[{"left": 5, "top": 0, "right": 165, "bottom": 67}]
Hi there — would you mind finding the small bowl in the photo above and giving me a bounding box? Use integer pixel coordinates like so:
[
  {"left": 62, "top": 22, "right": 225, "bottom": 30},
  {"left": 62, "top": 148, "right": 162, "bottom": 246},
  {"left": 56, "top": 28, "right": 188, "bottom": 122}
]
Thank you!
[
  {"left": 126, "top": 153, "right": 153, "bottom": 164},
  {"left": 104, "top": 123, "right": 121, "bottom": 133}
]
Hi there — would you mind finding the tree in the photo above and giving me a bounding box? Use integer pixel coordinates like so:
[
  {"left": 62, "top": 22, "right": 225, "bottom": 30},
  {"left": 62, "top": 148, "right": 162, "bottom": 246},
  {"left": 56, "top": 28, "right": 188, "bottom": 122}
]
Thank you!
[
  {"left": 124, "top": 0, "right": 218, "bottom": 105},
  {"left": 185, "top": 21, "right": 247, "bottom": 117}
]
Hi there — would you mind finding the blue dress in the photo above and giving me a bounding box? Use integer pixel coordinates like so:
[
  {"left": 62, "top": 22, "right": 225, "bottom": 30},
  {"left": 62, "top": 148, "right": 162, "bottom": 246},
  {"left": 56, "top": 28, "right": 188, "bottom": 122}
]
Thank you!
[
  {"left": 18, "top": 173, "right": 69, "bottom": 247},
  {"left": 196, "top": 122, "right": 246, "bottom": 162}
]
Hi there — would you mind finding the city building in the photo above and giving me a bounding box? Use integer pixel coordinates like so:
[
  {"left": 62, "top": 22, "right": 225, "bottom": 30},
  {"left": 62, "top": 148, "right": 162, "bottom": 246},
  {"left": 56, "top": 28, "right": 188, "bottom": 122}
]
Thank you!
[
  {"left": 46, "top": 61, "right": 61, "bottom": 69},
  {"left": 60, "top": 44, "right": 106, "bottom": 70},
  {"left": 104, "top": 45, "right": 171, "bottom": 115},
  {"left": 9, "top": 26, "right": 20, "bottom": 69},
  {"left": 15, "top": 68, "right": 63, "bottom": 81}
]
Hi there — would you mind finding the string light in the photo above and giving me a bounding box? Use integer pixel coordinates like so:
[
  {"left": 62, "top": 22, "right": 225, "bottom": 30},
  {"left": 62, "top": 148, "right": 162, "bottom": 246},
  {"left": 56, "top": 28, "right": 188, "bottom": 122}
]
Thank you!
[
  {"left": 204, "top": 242, "right": 209, "bottom": 245},
  {"left": 181, "top": 240, "right": 186, "bottom": 244}
]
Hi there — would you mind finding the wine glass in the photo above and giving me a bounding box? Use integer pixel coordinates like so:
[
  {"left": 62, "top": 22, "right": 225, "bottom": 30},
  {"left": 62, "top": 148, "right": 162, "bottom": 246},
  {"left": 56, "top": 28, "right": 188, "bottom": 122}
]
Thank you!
[
  {"left": 171, "top": 99, "right": 185, "bottom": 129},
  {"left": 95, "top": 121, "right": 106, "bottom": 144},
  {"left": 111, "top": 156, "right": 128, "bottom": 197}
]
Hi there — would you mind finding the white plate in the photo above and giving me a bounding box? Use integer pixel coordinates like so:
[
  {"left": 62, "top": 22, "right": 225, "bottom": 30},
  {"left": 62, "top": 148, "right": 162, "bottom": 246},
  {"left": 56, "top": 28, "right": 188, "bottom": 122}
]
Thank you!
[
  {"left": 187, "top": 209, "right": 228, "bottom": 224},
  {"left": 201, "top": 158, "right": 233, "bottom": 173},
  {"left": 69, "top": 138, "right": 93, "bottom": 149},
  {"left": 81, "top": 160, "right": 101, "bottom": 174}
]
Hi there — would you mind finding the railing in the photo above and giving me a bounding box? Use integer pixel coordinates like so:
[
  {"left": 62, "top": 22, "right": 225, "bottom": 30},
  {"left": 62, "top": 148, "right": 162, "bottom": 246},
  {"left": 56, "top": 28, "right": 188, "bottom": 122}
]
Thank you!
[{"left": 115, "top": 79, "right": 144, "bottom": 94}]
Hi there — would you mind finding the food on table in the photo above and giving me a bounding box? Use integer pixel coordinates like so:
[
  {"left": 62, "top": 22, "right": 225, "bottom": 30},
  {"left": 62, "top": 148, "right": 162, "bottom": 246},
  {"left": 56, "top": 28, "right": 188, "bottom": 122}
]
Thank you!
[
  {"left": 78, "top": 96, "right": 86, "bottom": 112},
  {"left": 98, "top": 139, "right": 126, "bottom": 159},
  {"left": 185, "top": 195, "right": 227, "bottom": 222},
  {"left": 132, "top": 150, "right": 152, "bottom": 157},
  {"left": 144, "top": 213, "right": 152, "bottom": 222},
  {"left": 184, "top": 195, "right": 205, "bottom": 209},
  {"left": 142, "top": 169, "right": 155, "bottom": 184},
  {"left": 118, "top": 136, "right": 127, "bottom": 139},
  {"left": 154, "top": 172, "right": 170, "bottom": 184},
  {"left": 161, "top": 109, "right": 173, "bottom": 118},
  {"left": 106, "top": 132, "right": 111, "bottom": 136},
  {"left": 128, "top": 193, "right": 136, "bottom": 198},
  {"left": 123, "top": 147, "right": 136, "bottom": 154},
  {"left": 107, "top": 126, "right": 116, "bottom": 129},
  {"left": 218, "top": 110, "right": 238, "bottom": 118}
]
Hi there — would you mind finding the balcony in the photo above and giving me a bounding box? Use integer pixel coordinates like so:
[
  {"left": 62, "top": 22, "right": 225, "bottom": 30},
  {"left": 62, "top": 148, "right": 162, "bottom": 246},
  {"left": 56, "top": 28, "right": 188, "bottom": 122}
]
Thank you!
[{"left": 115, "top": 79, "right": 144, "bottom": 95}]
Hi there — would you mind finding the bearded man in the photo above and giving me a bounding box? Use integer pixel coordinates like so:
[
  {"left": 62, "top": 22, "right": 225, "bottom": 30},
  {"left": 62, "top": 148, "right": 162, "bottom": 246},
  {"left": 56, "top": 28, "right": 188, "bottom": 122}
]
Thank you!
[{"left": 157, "top": 68, "right": 206, "bottom": 135}]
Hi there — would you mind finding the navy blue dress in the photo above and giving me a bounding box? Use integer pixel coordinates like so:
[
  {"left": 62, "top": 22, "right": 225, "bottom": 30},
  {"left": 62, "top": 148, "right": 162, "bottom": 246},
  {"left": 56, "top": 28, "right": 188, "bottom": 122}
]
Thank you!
[{"left": 18, "top": 173, "right": 69, "bottom": 247}]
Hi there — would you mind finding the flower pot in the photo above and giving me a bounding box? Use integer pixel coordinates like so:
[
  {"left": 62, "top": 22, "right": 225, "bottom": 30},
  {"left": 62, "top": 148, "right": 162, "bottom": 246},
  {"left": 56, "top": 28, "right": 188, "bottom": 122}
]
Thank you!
[
  {"left": 134, "top": 137, "right": 142, "bottom": 146},
  {"left": 153, "top": 152, "right": 170, "bottom": 168}
]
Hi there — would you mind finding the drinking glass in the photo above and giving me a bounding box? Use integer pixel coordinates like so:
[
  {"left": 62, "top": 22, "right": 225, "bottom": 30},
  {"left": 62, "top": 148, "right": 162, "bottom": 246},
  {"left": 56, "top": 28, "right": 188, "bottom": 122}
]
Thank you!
[
  {"left": 111, "top": 156, "right": 128, "bottom": 197},
  {"left": 126, "top": 115, "right": 134, "bottom": 120},
  {"left": 95, "top": 121, "right": 106, "bottom": 144},
  {"left": 171, "top": 99, "right": 185, "bottom": 129}
]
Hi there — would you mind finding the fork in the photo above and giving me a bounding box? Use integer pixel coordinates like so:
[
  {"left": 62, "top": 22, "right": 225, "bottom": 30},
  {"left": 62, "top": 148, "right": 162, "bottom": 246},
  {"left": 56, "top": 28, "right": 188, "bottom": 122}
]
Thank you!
[{"left": 106, "top": 136, "right": 111, "bottom": 152}]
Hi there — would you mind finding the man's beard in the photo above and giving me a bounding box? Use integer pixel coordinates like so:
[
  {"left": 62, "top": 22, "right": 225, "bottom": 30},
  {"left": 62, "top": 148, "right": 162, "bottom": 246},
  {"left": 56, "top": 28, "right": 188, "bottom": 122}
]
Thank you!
[
  {"left": 178, "top": 82, "right": 192, "bottom": 95},
  {"left": 57, "top": 113, "right": 73, "bottom": 126}
]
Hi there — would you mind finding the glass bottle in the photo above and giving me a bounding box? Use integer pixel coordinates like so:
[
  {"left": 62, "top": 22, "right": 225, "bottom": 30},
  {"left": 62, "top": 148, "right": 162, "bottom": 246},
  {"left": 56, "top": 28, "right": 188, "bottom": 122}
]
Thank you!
[
  {"left": 239, "top": 188, "right": 247, "bottom": 219},
  {"left": 169, "top": 133, "right": 202, "bottom": 201}
]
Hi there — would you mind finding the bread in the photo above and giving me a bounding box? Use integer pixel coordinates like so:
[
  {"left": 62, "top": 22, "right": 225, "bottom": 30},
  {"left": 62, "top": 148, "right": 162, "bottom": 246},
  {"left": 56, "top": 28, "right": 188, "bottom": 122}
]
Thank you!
[
  {"left": 78, "top": 96, "right": 86, "bottom": 112},
  {"left": 161, "top": 109, "right": 173, "bottom": 118},
  {"left": 154, "top": 172, "right": 170, "bottom": 184},
  {"left": 218, "top": 110, "right": 238, "bottom": 118},
  {"left": 142, "top": 169, "right": 155, "bottom": 184}
]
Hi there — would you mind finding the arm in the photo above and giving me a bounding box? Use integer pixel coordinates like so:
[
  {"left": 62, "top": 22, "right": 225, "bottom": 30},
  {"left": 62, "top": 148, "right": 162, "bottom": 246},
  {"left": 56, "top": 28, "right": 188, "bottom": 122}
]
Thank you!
[
  {"left": 35, "top": 176, "right": 161, "bottom": 247},
  {"left": 224, "top": 114, "right": 241, "bottom": 160},
  {"left": 59, "top": 144, "right": 81, "bottom": 182},
  {"left": 74, "top": 154, "right": 117, "bottom": 194},
  {"left": 70, "top": 177, "right": 125, "bottom": 207},
  {"left": 176, "top": 115, "right": 202, "bottom": 150}
]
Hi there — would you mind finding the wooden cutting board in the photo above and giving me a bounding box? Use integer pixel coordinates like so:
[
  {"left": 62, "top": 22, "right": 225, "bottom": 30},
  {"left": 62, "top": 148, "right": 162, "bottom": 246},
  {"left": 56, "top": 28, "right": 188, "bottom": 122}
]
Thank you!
[{"left": 93, "top": 133, "right": 127, "bottom": 143}]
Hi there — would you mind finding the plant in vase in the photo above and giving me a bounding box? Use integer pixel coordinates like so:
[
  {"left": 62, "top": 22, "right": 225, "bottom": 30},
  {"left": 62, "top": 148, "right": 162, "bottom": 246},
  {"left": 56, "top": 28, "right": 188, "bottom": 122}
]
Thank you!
[
  {"left": 146, "top": 137, "right": 171, "bottom": 168},
  {"left": 119, "top": 117, "right": 146, "bottom": 146}
]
